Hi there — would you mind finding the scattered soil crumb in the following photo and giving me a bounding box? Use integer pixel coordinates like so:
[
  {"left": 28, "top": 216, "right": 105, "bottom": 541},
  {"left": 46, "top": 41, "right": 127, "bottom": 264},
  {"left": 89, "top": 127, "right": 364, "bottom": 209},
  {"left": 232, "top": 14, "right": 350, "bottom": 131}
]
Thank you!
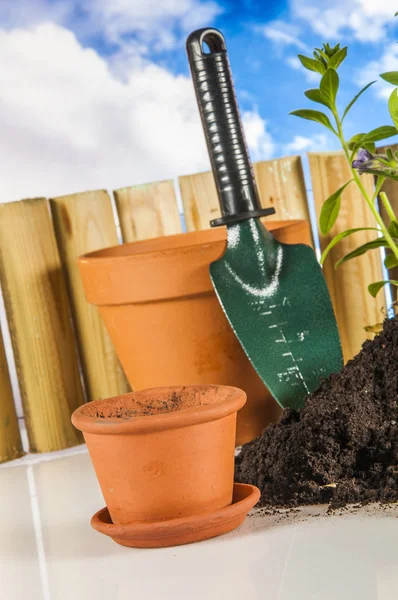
[{"left": 236, "top": 318, "right": 398, "bottom": 509}]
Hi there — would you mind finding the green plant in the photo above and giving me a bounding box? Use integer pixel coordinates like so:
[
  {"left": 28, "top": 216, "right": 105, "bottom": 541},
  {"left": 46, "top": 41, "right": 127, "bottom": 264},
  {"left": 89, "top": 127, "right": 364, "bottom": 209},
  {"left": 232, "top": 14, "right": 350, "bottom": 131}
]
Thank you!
[{"left": 291, "top": 40, "right": 398, "bottom": 300}]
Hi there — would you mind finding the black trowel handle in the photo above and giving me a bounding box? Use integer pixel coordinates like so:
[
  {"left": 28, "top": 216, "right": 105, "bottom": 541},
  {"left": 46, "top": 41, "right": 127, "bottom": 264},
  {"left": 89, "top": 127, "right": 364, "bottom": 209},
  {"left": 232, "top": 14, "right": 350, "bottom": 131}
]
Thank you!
[{"left": 186, "top": 28, "right": 275, "bottom": 227}]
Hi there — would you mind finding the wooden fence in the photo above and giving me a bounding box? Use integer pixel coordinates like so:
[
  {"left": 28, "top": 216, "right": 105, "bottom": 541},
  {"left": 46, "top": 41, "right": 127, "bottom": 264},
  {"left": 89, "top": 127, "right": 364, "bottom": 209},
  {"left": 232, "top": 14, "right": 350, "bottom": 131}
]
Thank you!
[{"left": 0, "top": 151, "right": 391, "bottom": 461}]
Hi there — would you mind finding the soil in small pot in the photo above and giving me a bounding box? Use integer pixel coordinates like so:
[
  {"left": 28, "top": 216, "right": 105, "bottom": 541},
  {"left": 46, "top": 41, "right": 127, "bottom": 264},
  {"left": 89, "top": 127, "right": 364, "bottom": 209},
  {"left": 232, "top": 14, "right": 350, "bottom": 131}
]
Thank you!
[
  {"left": 94, "top": 392, "right": 184, "bottom": 419},
  {"left": 235, "top": 317, "right": 398, "bottom": 509},
  {"left": 91, "top": 388, "right": 214, "bottom": 420}
]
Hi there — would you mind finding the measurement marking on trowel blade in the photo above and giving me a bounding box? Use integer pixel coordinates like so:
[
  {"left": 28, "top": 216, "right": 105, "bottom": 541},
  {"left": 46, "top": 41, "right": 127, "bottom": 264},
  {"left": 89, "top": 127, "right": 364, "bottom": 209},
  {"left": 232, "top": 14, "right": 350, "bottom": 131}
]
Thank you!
[
  {"left": 277, "top": 372, "right": 303, "bottom": 387},
  {"left": 273, "top": 329, "right": 311, "bottom": 394},
  {"left": 269, "top": 321, "right": 288, "bottom": 330},
  {"left": 253, "top": 298, "right": 311, "bottom": 396}
]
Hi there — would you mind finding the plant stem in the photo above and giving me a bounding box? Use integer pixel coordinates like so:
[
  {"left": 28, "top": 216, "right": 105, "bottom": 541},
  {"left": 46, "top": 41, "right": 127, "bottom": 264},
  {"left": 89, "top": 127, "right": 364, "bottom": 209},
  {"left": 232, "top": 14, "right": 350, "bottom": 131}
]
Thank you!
[
  {"left": 373, "top": 176, "right": 386, "bottom": 202},
  {"left": 380, "top": 191, "right": 397, "bottom": 224},
  {"left": 333, "top": 110, "right": 398, "bottom": 262}
]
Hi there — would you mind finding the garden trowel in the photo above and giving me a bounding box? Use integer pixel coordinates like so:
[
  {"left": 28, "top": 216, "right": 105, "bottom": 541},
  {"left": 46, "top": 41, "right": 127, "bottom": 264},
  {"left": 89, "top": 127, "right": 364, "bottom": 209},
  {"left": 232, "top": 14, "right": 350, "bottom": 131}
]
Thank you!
[{"left": 187, "top": 28, "right": 343, "bottom": 409}]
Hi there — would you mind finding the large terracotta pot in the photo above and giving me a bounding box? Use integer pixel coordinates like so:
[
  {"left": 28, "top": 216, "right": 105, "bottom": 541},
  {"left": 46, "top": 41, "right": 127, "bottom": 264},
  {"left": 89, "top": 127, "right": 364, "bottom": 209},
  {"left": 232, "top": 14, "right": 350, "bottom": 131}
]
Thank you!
[
  {"left": 78, "top": 220, "right": 311, "bottom": 445},
  {"left": 72, "top": 385, "right": 245, "bottom": 525}
]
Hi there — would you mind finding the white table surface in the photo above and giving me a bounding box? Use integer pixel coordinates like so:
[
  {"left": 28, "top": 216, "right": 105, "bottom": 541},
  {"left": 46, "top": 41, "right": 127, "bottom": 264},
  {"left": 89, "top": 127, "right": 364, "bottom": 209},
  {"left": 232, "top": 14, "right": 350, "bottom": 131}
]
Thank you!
[{"left": 1, "top": 447, "right": 397, "bottom": 600}]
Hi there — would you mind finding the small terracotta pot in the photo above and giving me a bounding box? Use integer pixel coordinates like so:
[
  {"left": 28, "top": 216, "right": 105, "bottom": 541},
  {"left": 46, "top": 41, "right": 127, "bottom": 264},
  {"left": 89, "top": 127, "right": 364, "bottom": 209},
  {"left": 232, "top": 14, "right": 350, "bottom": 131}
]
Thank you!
[
  {"left": 78, "top": 220, "right": 311, "bottom": 445},
  {"left": 72, "top": 385, "right": 246, "bottom": 525}
]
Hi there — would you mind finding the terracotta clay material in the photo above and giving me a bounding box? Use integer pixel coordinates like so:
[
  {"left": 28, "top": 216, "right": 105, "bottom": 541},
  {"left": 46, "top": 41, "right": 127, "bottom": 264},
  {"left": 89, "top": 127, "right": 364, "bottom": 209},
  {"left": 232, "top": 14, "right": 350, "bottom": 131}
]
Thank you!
[
  {"left": 91, "top": 482, "right": 260, "bottom": 548},
  {"left": 72, "top": 385, "right": 246, "bottom": 525},
  {"left": 78, "top": 220, "right": 311, "bottom": 445}
]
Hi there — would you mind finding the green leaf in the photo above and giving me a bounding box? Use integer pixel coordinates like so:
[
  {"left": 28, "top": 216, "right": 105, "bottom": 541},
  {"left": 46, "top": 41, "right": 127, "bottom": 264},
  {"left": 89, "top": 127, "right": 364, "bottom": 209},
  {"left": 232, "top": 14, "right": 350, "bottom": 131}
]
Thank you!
[
  {"left": 319, "top": 180, "right": 353, "bottom": 236},
  {"left": 297, "top": 54, "right": 326, "bottom": 74},
  {"left": 320, "top": 227, "right": 381, "bottom": 265},
  {"left": 320, "top": 195, "right": 340, "bottom": 237},
  {"left": 289, "top": 109, "right": 337, "bottom": 134},
  {"left": 380, "top": 72, "right": 398, "bottom": 85},
  {"left": 387, "top": 147, "right": 394, "bottom": 161},
  {"left": 304, "top": 88, "right": 330, "bottom": 107},
  {"left": 328, "top": 46, "right": 348, "bottom": 69},
  {"left": 384, "top": 254, "right": 398, "bottom": 269},
  {"left": 388, "top": 220, "right": 398, "bottom": 238},
  {"left": 314, "top": 48, "right": 329, "bottom": 63},
  {"left": 320, "top": 68, "right": 339, "bottom": 108},
  {"left": 363, "top": 125, "right": 398, "bottom": 143},
  {"left": 368, "top": 280, "right": 398, "bottom": 298},
  {"left": 313, "top": 51, "right": 327, "bottom": 68},
  {"left": 388, "top": 89, "right": 398, "bottom": 130},
  {"left": 364, "top": 322, "right": 383, "bottom": 334},
  {"left": 347, "top": 132, "right": 379, "bottom": 154},
  {"left": 341, "top": 81, "right": 376, "bottom": 122},
  {"left": 363, "top": 141, "right": 376, "bottom": 153},
  {"left": 347, "top": 133, "right": 366, "bottom": 152},
  {"left": 335, "top": 238, "right": 389, "bottom": 268}
]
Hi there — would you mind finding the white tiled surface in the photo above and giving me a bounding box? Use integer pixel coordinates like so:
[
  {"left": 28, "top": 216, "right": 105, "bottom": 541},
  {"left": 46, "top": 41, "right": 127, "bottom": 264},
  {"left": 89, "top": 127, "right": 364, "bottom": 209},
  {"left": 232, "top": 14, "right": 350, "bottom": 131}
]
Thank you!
[{"left": 1, "top": 448, "right": 398, "bottom": 600}]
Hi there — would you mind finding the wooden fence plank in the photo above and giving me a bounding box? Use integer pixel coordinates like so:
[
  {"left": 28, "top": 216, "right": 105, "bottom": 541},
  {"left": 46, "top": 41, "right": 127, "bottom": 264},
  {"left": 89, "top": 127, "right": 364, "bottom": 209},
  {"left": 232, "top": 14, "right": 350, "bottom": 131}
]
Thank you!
[
  {"left": 377, "top": 144, "right": 398, "bottom": 302},
  {"left": 179, "top": 171, "right": 217, "bottom": 232},
  {"left": 308, "top": 152, "right": 384, "bottom": 361},
  {"left": 0, "top": 199, "right": 84, "bottom": 453},
  {"left": 114, "top": 180, "right": 182, "bottom": 242},
  {"left": 253, "top": 156, "right": 310, "bottom": 222},
  {"left": 50, "top": 191, "right": 130, "bottom": 402},
  {"left": 0, "top": 327, "right": 23, "bottom": 462},
  {"left": 179, "top": 156, "right": 311, "bottom": 232}
]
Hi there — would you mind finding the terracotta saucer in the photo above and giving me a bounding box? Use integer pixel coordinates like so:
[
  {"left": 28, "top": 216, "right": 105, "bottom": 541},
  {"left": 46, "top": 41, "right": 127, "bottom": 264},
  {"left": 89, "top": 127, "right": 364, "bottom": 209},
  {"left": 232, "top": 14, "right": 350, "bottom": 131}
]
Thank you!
[{"left": 91, "top": 482, "right": 260, "bottom": 549}]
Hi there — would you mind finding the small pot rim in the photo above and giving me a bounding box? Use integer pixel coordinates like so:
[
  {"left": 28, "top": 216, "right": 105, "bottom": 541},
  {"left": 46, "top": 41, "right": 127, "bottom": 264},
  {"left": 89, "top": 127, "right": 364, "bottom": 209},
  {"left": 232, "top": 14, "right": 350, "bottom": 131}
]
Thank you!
[{"left": 72, "top": 384, "right": 246, "bottom": 435}]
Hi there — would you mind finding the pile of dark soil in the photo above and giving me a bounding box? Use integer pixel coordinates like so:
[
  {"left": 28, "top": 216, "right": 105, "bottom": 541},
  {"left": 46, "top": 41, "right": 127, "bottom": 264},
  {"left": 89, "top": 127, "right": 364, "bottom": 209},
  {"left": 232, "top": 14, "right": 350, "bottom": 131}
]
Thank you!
[{"left": 235, "top": 318, "right": 398, "bottom": 508}]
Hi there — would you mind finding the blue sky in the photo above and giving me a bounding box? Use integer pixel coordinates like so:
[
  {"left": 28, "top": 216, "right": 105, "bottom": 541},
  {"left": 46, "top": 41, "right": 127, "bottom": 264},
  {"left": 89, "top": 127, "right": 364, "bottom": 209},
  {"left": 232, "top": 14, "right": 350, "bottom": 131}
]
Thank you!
[{"left": 0, "top": 0, "right": 397, "bottom": 201}]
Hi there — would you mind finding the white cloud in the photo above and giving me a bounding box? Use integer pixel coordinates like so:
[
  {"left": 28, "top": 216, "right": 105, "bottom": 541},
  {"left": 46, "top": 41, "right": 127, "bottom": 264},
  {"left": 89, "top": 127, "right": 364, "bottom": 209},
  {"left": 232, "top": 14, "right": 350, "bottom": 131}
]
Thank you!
[
  {"left": 356, "top": 42, "right": 398, "bottom": 99},
  {"left": 291, "top": 0, "right": 396, "bottom": 42},
  {"left": 0, "top": 0, "right": 71, "bottom": 29},
  {"left": 0, "top": 23, "right": 208, "bottom": 201},
  {"left": 242, "top": 111, "right": 275, "bottom": 161},
  {"left": 284, "top": 134, "right": 329, "bottom": 153},
  {"left": 0, "top": 0, "right": 223, "bottom": 51},
  {"left": 260, "top": 20, "right": 308, "bottom": 52},
  {"left": 285, "top": 55, "right": 320, "bottom": 83},
  {"left": 0, "top": 23, "right": 274, "bottom": 203},
  {"left": 79, "top": 0, "right": 223, "bottom": 49}
]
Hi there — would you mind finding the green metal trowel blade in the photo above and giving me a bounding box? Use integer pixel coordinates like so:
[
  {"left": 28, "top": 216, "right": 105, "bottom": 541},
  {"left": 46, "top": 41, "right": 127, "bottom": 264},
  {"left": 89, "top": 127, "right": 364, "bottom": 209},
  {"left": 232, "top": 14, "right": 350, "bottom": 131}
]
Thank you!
[{"left": 210, "top": 219, "right": 343, "bottom": 410}]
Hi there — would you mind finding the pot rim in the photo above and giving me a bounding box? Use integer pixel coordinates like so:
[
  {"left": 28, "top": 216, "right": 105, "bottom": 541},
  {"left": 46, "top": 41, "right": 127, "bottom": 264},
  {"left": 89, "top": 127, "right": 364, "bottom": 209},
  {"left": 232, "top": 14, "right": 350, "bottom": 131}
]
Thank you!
[
  {"left": 71, "top": 384, "right": 246, "bottom": 435},
  {"left": 77, "top": 220, "right": 310, "bottom": 306},
  {"left": 78, "top": 219, "right": 307, "bottom": 264}
]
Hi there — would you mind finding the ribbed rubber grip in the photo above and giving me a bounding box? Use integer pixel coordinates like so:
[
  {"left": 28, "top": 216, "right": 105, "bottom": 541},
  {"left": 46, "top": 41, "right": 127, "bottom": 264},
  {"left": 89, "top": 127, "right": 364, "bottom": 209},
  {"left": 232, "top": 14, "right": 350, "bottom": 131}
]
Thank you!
[{"left": 186, "top": 28, "right": 275, "bottom": 227}]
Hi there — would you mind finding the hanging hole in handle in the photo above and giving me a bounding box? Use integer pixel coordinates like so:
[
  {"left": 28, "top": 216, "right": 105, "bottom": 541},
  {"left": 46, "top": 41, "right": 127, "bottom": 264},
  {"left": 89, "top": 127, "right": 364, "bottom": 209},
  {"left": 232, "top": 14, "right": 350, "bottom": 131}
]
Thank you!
[
  {"left": 202, "top": 39, "right": 212, "bottom": 54},
  {"left": 201, "top": 30, "right": 225, "bottom": 55}
]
